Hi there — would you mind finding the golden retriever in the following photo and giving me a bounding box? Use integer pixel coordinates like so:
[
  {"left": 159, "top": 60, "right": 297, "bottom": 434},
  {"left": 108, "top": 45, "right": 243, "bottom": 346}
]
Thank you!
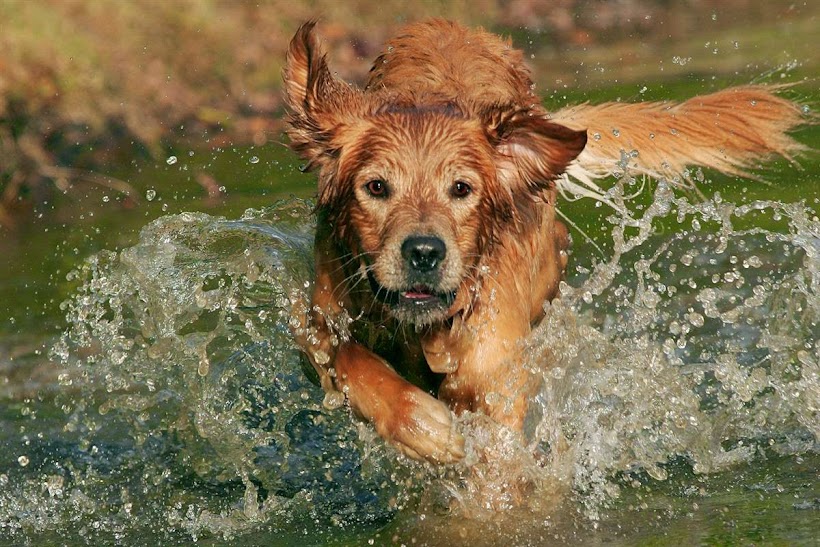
[{"left": 284, "top": 19, "right": 807, "bottom": 463}]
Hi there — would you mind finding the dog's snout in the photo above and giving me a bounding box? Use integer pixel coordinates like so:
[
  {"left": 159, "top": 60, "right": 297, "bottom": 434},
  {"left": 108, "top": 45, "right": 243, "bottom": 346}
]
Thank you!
[{"left": 402, "top": 236, "right": 446, "bottom": 273}]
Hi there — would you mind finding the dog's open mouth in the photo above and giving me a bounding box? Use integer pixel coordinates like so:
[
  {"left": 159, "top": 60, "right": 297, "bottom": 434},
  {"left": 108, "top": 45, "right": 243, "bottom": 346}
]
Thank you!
[
  {"left": 367, "top": 271, "right": 456, "bottom": 316},
  {"left": 400, "top": 285, "right": 449, "bottom": 306}
]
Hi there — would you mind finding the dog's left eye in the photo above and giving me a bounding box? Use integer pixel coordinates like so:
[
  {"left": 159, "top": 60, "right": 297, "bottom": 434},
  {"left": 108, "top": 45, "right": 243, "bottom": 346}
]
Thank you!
[
  {"left": 365, "top": 179, "right": 388, "bottom": 197},
  {"left": 451, "top": 181, "right": 472, "bottom": 198}
]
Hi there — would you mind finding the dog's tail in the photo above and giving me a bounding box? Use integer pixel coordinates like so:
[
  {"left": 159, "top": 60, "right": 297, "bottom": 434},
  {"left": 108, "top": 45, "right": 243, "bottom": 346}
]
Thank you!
[{"left": 551, "top": 85, "right": 811, "bottom": 198}]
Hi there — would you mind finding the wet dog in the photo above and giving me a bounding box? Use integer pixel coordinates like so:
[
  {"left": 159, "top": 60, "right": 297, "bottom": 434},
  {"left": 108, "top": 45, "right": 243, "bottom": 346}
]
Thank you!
[{"left": 284, "top": 19, "right": 807, "bottom": 463}]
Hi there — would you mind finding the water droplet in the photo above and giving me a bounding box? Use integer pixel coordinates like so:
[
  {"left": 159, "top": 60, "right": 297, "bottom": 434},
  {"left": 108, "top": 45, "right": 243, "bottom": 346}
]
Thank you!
[
  {"left": 612, "top": 129, "right": 620, "bottom": 137},
  {"left": 18, "top": 455, "right": 29, "bottom": 467},
  {"left": 166, "top": 155, "right": 178, "bottom": 165},
  {"left": 249, "top": 156, "right": 259, "bottom": 164},
  {"left": 592, "top": 132, "right": 601, "bottom": 141},
  {"left": 723, "top": 271, "right": 740, "bottom": 283},
  {"left": 313, "top": 350, "right": 330, "bottom": 365},
  {"left": 102, "top": 195, "right": 110, "bottom": 203},
  {"left": 145, "top": 189, "right": 156, "bottom": 201},
  {"left": 323, "top": 390, "right": 345, "bottom": 410},
  {"left": 744, "top": 255, "right": 762, "bottom": 268},
  {"left": 45, "top": 475, "right": 64, "bottom": 497},
  {"left": 687, "top": 312, "right": 705, "bottom": 328}
]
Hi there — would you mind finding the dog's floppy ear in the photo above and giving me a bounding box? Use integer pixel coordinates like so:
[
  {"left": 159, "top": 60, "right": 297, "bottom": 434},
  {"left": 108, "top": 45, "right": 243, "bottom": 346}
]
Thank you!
[
  {"left": 283, "top": 22, "right": 365, "bottom": 173},
  {"left": 486, "top": 107, "right": 587, "bottom": 197}
]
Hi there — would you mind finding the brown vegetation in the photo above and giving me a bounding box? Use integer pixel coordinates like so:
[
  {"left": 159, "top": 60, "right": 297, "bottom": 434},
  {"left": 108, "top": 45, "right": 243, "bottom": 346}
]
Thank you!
[{"left": 0, "top": 0, "right": 812, "bottom": 228}]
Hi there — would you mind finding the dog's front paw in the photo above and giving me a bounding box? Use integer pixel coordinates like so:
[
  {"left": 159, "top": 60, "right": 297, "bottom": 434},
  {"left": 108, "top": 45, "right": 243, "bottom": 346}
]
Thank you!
[
  {"left": 376, "top": 388, "right": 465, "bottom": 464},
  {"left": 332, "top": 342, "right": 464, "bottom": 463}
]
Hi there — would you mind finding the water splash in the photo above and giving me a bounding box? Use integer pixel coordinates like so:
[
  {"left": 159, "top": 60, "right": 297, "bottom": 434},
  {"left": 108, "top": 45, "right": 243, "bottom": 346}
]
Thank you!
[
  {"left": 35, "top": 199, "right": 405, "bottom": 541},
  {"left": 4, "top": 179, "right": 817, "bottom": 542},
  {"left": 526, "top": 188, "right": 818, "bottom": 519}
]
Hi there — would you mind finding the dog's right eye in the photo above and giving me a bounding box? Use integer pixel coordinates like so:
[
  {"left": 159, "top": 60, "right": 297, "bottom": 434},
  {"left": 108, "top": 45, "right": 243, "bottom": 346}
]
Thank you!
[
  {"left": 365, "top": 179, "right": 388, "bottom": 197},
  {"left": 451, "top": 180, "right": 473, "bottom": 198}
]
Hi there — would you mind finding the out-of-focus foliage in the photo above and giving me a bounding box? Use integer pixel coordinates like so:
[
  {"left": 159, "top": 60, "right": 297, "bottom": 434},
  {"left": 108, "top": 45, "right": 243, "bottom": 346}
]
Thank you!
[{"left": 0, "top": 0, "right": 813, "bottom": 228}]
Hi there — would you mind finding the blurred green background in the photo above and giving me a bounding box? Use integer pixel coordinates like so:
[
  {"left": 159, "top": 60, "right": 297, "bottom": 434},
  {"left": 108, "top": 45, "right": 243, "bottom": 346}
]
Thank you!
[{"left": 2, "top": 1, "right": 817, "bottom": 225}]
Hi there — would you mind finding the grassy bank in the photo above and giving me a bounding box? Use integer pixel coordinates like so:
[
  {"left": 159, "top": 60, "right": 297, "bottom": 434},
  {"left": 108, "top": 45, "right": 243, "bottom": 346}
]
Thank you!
[{"left": 0, "top": 0, "right": 816, "bottom": 229}]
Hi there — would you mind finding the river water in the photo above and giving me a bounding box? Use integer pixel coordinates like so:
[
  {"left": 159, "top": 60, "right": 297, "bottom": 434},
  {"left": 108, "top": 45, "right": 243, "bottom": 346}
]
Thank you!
[{"left": 1, "top": 147, "right": 817, "bottom": 544}]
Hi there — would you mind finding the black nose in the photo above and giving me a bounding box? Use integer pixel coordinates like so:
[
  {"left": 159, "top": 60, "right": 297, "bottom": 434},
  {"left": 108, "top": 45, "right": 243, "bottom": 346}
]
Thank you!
[{"left": 401, "top": 236, "right": 446, "bottom": 273}]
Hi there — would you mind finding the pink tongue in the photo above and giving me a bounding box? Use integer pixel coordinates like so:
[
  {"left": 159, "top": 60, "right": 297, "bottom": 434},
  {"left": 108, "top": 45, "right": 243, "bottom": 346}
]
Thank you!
[{"left": 404, "top": 288, "right": 433, "bottom": 299}]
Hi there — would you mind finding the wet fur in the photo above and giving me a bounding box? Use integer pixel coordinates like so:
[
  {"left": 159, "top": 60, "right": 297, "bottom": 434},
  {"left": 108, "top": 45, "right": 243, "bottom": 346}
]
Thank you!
[{"left": 284, "top": 19, "right": 808, "bottom": 463}]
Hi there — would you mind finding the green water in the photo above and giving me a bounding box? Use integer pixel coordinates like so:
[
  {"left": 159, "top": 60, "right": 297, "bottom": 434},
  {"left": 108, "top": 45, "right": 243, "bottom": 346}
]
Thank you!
[
  {"left": 1, "top": 80, "right": 819, "bottom": 545},
  {"left": 0, "top": 144, "right": 309, "bottom": 340}
]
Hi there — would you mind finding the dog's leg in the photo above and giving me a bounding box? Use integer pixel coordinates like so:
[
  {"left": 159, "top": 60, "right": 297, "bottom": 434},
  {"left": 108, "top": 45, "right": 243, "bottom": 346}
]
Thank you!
[
  {"left": 332, "top": 342, "right": 464, "bottom": 462},
  {"left": 290, "top": 225, "right": 349, "bottom": 396},
  {"left": 298, "top": 325, "right": 465, "bottom": 462}
]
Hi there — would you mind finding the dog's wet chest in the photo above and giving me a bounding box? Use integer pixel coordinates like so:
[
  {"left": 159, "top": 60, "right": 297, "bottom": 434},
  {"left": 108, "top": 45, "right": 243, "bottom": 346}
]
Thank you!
[{"left": 348, "top": 316, "right": 445, "bottom": 393}]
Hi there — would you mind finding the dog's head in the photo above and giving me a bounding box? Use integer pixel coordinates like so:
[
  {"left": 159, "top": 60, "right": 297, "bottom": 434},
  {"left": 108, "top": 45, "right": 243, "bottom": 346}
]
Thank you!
[{"left": 284, "top": 22, "right": 586, "bottom": 325}]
